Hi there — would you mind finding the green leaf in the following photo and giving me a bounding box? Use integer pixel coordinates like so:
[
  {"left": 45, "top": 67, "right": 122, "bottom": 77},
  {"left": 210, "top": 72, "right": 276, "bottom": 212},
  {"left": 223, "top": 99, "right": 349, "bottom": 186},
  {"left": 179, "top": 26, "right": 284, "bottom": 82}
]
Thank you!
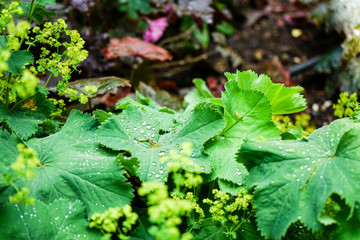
[
  {"left": 0, "top": 131, "right": 21, "bottom": 167},
  {"left": 183, "top": 78, "right": 214, "bottom": 109},
  {"left": 96, "top": 103, "right": 225, "bottom": 182},
  {"left": 205, "top": 81, "right": 280, "bottom": 188},
  {"left": 38, "top": 0, "right": 56, "bottom": 5},
  {"left": 1, "top": 110, "right": 134, "bottom": 217},
  {"left": 224, "top": 70, "right": 307, "bottom": 114},
  {"left": 0, "top": 92, "right": 54, "bottom": 139},
  {"left": 117, "top": 94, "right": 180, "bottom": 131},
  {"left": 216, "top": 21, "right": 235, "bottom": 36},
  {"left": 194, "top": 23, "right": 210, "bottom": 49},
  {"left": 0, "top": 199, "right": 101, "bottom": 239},
  {"left": 138, "top": 82, "right": 183, "bottom": 111},
  {"left": 0, "top": 36, "right": 6, "bottom": 49},
  {"left": 237, "top": 118, "right": 360, "bottom": 239},
  {"left": 21, "top": 3, "right": 56, "bottom": 24},
  {"left": 7, "top": 50, "right": 34, "bottom": 74},
  {"left": 69, "top": 76, "right": 131, "bottom": 95},
  {"left": 93, "top": 109, "right": 114, "bottom": 123}
]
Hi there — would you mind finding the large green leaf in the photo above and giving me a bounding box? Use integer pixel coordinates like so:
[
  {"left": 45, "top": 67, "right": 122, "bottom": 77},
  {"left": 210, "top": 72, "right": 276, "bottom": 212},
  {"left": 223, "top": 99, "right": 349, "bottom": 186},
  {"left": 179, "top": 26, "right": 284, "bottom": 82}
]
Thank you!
[
  {"left": 205, "top": 80, "right": 280, "bottom": 189},
  {"left": 0, "top": 199, "right": 101, "bottom": 239},
  {"left": 0, "top": 92, "right": 54, "bottom": 140},
  {"left": 96, "top": 103, "right": 225, "bottom": 182},
  {"left": 224, "top": 70, "right": 307, "bottom": 114},
  {"left": 0, "top": 131, "right": 21, "bottom": 188},
  {"left": 1, "top": 110, "right": 134, "bottom": 217},
  {"left": 116, "top": 93, "right": 181, "bottom": 131},
  {"left": 7, "top": 50, "right": 34, "bottom": 74},
  {"left": 237, "top": 118, "right": 360, "bottom": 239}
]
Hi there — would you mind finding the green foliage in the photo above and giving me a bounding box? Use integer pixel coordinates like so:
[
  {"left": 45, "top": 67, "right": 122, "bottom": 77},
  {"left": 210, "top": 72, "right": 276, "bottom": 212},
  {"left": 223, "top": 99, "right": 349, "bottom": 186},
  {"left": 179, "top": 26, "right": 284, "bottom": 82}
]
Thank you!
[
  {"left": 1, "top": 110, "right": 134, "bottom": 217},
  {"left": 7, "top": 50, "right": 33, "bottom": 75},
  {"left": 96, "top": 103, "right": 225, "bottom": 182},
  {"left": 0, "top": 91, "right": 54, "bottom": 139},
  {"left": 0, "top": 199, "right": 101, "bottom": 239},
  {"left": 204, "top": 70, "right": 306, "bottom": 192},
  {"left": 237, "top": 118, "right": 360, "bottom": 239},
  {"left": 0, "top": 6, "right": 357, "bottom": 236}
]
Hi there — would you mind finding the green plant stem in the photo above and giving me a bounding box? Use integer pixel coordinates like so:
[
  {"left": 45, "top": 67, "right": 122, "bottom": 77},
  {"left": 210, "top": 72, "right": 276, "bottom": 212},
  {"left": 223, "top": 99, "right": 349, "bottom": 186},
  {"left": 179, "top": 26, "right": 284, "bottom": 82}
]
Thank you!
[{"left": 43, "top": 73, "right": 53, "bottom": 88}]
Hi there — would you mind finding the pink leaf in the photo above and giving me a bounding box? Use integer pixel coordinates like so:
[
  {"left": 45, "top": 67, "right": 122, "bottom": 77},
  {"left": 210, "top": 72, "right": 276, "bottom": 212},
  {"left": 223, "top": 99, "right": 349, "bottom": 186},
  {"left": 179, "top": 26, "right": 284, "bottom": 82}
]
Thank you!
[
  {"left": 102, "top": 36, "right": 173, "bottom": 62},
  {"left": 143, "top": 17, "right": 168, "bottom": 43}
]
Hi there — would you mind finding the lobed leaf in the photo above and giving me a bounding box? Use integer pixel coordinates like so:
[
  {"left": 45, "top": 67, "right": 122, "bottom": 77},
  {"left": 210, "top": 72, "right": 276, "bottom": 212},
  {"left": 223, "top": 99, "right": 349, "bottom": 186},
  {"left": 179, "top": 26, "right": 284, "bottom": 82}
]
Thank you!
[
  {"left": 0, "top": 199, "right": 100, "bottom": 239},
  {"left": 116, "top": 93, "right": 180, "bottom": 131},
  {"left": 0, "top": 92, "right": 54, "bottom": 140},
  {"left": 7, "top": 50, "right": 34, "bottom": 75},
  {"left": 1, "top": 110, "right": 134, "bottom": 217},
  {"left": 96, "top": 103, "right": 225, "bottom": 182},
  {"left": 205, "top": 80, "right": 280, "bottom": 188},
  {"left": 225, "top": 70, "right": 307, "bottom": 114},
  {"left": 237, "top": 118, "right": 360, "bottom": 239}
]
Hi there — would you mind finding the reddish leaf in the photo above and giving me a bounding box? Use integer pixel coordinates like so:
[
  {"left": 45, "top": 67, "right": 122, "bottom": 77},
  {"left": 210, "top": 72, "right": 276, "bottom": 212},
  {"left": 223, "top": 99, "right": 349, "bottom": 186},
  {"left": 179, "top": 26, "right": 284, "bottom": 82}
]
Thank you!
[
  {"left": 144, "top": 17, "right": 168, "bottom": 43},
  {"left": 102, "top": 36, "right": 173, "bottom": 62}
]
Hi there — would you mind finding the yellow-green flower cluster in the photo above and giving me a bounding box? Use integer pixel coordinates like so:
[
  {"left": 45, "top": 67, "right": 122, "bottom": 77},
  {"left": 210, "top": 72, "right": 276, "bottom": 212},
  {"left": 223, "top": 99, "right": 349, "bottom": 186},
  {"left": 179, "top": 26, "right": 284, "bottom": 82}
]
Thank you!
[
  {"left": 161, "top": 142, "right": 203, "bottom": 192},
  {"left": 5, "top": 144, "right": 39, "bottom": 205},
  {"left": 11, "top": 144, "right": 39, "bottom": 180},
  {"left": 138, "top": 181, "right": 193, "bottom": 240},
  {"left": 333, "top": 92, "right": 358, "bottom": 118},
  {"left": 184, "top": 192, "right": 205, "bottom": 221},
  {"left": 63, "top": 85, "right": 98, "bottom": 104},
  {"left": 28, "top": 18, "right": 88, "bottom": 94},
  {"left": 9, "top": 187, "right": 34, "bottom": 206},
  {"left": 0, "top": 1, "right": 24, "bottom": 30},
  {"left": 138, "top": 181, "right": 169, "bottom": 205},
  {"left": 49, "top": 98, "right": 66, "bottom": 118},
  {"left": 89, "top": 205, "right": 138, "bottom": 240},
  {"left": 203, "top": 188, "right": 253, "bottom": 224},
  {"left": 0, "top": 48, "right": 10, "bottom": 75},
  {"left": 13, "top": 70, "right": 39, "bottom": 99},
  {"left": 273, "top": 113, "right": 315, "bottom": 137},
  {"left": 1, "top": 2, "right": 29, "bottom": 51}
]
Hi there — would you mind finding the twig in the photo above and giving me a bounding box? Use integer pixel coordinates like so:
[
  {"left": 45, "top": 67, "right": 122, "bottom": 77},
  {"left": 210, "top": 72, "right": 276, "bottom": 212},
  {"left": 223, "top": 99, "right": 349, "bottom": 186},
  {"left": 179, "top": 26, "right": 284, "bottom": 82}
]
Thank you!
[
  {"left": 151, "top": 51, "right": 216, "bottom": 69},
  {"left": 159, "top": 24, "right": 196, "bottom": 46}
]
